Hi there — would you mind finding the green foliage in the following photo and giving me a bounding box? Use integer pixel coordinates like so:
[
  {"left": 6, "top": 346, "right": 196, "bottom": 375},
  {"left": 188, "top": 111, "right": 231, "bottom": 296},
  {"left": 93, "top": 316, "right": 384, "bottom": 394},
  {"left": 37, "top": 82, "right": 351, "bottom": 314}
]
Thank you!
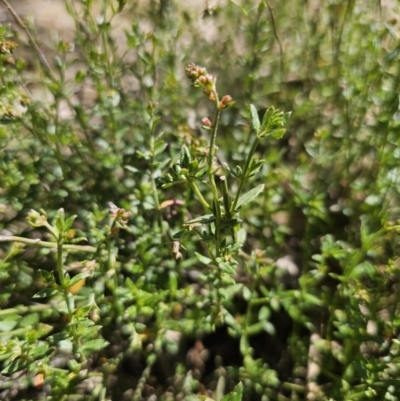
[{"left": 1, "top": 0, "right": 400, "bottom": 400}]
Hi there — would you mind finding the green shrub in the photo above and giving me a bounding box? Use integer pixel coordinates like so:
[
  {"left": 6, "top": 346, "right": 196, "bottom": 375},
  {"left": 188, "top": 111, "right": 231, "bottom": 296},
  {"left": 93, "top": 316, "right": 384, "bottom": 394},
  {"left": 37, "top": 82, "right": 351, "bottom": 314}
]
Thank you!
[{"left": 1, "top": 1, "right": 400, "bottom": 400}]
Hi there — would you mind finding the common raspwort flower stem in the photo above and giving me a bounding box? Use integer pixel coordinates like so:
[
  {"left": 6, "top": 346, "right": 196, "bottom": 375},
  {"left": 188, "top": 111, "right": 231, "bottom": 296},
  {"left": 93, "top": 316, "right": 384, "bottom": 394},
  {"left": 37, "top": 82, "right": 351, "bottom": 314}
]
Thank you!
[
  {"left": 230, "top": 136, "right": 260, "bottom": 214},
  {"left": 208, "top": 91, "right": 222, "bottom": 256}
]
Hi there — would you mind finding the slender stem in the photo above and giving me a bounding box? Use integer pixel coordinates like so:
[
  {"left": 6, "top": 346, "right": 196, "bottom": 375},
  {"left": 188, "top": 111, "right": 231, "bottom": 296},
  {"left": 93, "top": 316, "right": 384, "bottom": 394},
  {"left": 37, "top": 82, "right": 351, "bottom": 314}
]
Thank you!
[
  {"left": 207, "top": 99, "right": 221, "bottom": 174},
  {"left": 208, "top": 94, "right": 222, "bottom": 256},
  {"left": 220, "top": 176, "right": 231, "bottom": 219},
  {"left": 187, "top": 177, "right": 211, "bottom": 211},
  {"left": 106, "top": 221, "right": 119, "bottom": 291},
  {"left": 151, "top": 173, "right": 165, "bottom": 231},
  {"left": 265, "top": 0, "right": 284, "bottom": 83},
  {"left": 0, "top": 303, "right": 52, "bottom": 316},
  {"left": 0, "top": 235, "right": 97, "bottom": 253},
  {"left": 221, "top": 175, "right": 235, "bottom": 241},
  {"left": 205, "top": 95, "right": 224, "bottom": 322},
  {"left": 230, "top": 136, "right": 260, "bottom": 214},
  {"left": 56, "top": 232, "right": 80, "bottom": 357},
  {"left": 149, "top": 134, "right": 166, "bottom": 235},
  {"left": 56, "top": 238, "right": 66, "bottom": 289},
  {"left": 43, "top": 221, "right": 60, "bottom": 240}
]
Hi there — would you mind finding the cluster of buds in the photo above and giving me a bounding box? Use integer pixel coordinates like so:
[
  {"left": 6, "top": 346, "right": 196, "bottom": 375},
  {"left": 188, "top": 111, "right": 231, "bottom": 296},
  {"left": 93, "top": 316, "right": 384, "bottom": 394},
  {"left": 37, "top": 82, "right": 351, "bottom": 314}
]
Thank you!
[
  {"left": 58, "top": 39, "right": 75, "bottom": 53},
  {"left": 27, "top": 209, "right": 48, "bottom": 228},
  {"left": 0, "top": 104, "right": 22, "bottom": 121},
  {"left": 108, "top": 202, "right": 132, "bottom": 226},
  {"left": 0, "top": 40, "right": 18, "bottom": 55},
  {"left": 185, "top": 63, "right": 216, "bottom": 100}
]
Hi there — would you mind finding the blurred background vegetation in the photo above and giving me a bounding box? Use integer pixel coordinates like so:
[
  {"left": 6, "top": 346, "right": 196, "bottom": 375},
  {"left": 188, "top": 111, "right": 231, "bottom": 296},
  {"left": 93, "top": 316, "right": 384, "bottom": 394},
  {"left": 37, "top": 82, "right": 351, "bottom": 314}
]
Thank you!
[{"left": 2, "top": 0, "right": 400, "bottom": 400}]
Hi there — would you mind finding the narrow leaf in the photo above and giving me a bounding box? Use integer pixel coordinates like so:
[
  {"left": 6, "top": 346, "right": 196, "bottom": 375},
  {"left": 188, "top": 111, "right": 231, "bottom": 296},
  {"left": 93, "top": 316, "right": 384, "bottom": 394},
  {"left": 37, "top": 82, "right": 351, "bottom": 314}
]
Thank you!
[
  {"left": 81, "top": 339, "right": 110, "bottom": 354},
  {"left": 219, "top": 262, "right": 236, "bottom": 275},
  {"left": 195, "top": 252, "right": 212, "bottom": 265},
  {"left": 180, "top": 144, "right": 191, "bottom": 168},
  {"left": 0, "top": 320, "right": 18, "bottom": 332},
  {"left": 220, "top": 219, "right": 241, "bottom": 230},
  {"left": 2, "top": 359, "right": 25, "bottom": 374},
  {"left": 124, "top": 165, "right": 139, "bottom": 173},
  {"left": 154, "top": 141, "right": 168, "bottom": 156},
  {"left": 186, "top": 214, "right": 216, "bottom": 224},
  {"left": 63, "top": 214, "right": 77, "bottom": 231},
  {"left": 33, "top": 288, "right": 60, "bottom": 298},
  {"left": 38, "top": 269, "right": 54, "bottom": 284},
  {"left": 199, "top": 234, "right": 215, "bottom": 242},
  {"left": 68, "top": 271, "right": 92, "bottom": 287},
  {"left": 248, "top": 104, "right": 260, "bottom": 133},
  {"left": 235, "top": 184, "right": 265, "bottom": 209},
  {"left": 194, "top": 166, "right": 208, "bottom": 178}
]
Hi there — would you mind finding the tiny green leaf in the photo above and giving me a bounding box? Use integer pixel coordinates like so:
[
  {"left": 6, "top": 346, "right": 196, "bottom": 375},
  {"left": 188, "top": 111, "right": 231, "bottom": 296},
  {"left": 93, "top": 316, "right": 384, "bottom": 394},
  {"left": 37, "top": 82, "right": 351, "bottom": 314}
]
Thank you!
[
  {"left": 68, "top": 271, "right": 92, "bottom": 287},
  {"left": 64, "top": 214, "right": 77, "bottom": 231},
  {"left": 221, "top": 382, "right": 243, "bottom": 401},
  {"left": 248, "top": 104, "right": 260, "bottom": 133},
  {"left": 235, "top": 165, "right": 243, "bottom": 178},
  {"left": 81, "top": 339, "right": 110, "bottom": 354},
  {"left": 220, "top": 218, "right": 241, "bottom": 229},
  {"left": 180, "top": 144, "right": 191, "bottom": 168},
  {"left": 219, "top": 261, "right": 236, "bottom": 274},
  {"left": 154, "top": 141, "right": 168, "bottom": 156},
  {"left": 0, "top": 320, "right": 18, "bottom": 332},
  {"left": 124, "top": 165, "right": 139, "bottom": 173},
  {"left": 38, "top": 269, "right": 54, "bottom": 284},
  {"left": 235, "top": 184, "right": 265, "bottom": 210},
  {"left": 33, "top": 288, "right": 60, "bottom": 298},
  {"left": 199, "top": 234, "right": 215, "bottom": 241},
  {"left": 17, "top": 313, "right": 40, "bottom": 328},
  {"left": 195, "top": 252, "right": 212, "bottom": 265},
  {"left": 2, "top": 359, "right": 25, "bottom": 374},
  {"left": 194, "top": 166, "right": 208, "bottom": 178},
  {"left": 54, "top": 208, "right": 65, "bottom": 233},
  {"left": 172, "top": 230, "right": 186, "bottom": 240},
  {"left": 186, "top": 214, "right": 216, "bottom": 224}
]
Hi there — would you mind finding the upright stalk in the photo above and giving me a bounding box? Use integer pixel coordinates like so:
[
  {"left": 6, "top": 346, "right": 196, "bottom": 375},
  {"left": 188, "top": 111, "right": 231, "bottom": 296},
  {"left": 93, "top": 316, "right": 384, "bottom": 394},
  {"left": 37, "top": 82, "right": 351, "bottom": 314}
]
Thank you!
[
  {"left": 230, "top": 136, "right": 260, "bottom": 214},
  {"left": 208, "top": 94, "right": 222, "bottom": 256}
]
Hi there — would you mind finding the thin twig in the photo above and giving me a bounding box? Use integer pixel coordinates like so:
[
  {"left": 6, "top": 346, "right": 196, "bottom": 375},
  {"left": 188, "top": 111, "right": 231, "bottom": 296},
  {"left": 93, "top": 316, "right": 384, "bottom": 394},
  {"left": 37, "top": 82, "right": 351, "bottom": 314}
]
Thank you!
[
  {"left": 265, "top": 0, "right": 284, "bottom": 80},
  {"left": 0, "top": 235, "right": 97, "bottom": 253}
]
